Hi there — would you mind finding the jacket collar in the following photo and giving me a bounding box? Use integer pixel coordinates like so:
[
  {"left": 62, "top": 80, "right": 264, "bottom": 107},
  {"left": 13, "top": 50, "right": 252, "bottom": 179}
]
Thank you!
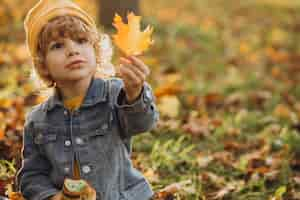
[{"left": 44, "top": 76, "right": 108, "bottom": 112}]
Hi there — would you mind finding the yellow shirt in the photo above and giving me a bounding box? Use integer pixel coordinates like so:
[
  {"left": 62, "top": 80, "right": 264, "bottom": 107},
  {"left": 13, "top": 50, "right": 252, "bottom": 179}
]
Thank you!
[
  {"left": 63, "top": 94, "right": 85, "bottom": 179},
  {"left": 63, "top": 95, "right": 85, "bottom": 112}
]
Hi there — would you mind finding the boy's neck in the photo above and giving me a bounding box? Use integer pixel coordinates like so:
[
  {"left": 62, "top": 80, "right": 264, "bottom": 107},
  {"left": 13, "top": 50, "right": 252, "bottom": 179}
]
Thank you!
[{"left": 55, "top": 75, "right": 93, "bottom": 101}]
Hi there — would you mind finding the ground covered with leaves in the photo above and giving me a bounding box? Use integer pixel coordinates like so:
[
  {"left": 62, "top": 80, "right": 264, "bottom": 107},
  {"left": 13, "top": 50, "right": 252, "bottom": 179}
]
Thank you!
[{"left": 1, "top": 0, "right": 300, "bottom": 199}]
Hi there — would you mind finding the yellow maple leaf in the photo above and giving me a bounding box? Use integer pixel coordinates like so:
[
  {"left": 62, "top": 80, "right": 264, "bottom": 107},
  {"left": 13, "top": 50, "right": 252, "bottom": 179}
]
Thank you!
[{"left": 112, "top": 12, "right": 154, "bottom": 56}]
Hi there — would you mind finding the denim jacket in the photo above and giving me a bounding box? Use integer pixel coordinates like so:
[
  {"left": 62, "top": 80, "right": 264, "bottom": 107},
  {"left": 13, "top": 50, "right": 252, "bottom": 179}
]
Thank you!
[{"left": 16, "top": 77, "right": 159, "bottom": 200}]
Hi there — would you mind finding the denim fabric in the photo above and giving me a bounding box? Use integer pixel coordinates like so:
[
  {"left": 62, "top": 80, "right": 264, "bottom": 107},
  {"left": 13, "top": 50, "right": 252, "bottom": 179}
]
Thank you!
[{"left": 16, "top": 77, "right": 159, "bottom": 200}]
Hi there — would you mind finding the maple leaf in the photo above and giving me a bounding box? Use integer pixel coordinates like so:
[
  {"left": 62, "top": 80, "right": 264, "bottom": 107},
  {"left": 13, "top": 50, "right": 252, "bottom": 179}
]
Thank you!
[
  {"left": 112, "top": 12, "right": 154, "bottom": 56},
  {"left": 156, "top": 180, "right": 194, "bottom": 199}
]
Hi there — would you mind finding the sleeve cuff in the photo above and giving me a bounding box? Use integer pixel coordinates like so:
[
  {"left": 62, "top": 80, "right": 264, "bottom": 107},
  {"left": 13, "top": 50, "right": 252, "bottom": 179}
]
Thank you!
[{"left": 115, "top": 84, "right": 153, "bottom": 113}]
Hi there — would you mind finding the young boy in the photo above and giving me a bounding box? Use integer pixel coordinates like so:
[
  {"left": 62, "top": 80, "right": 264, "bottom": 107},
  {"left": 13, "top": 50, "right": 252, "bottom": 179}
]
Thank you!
[{"left": 16, "top": 0, "right": 159, "bottom": 200}]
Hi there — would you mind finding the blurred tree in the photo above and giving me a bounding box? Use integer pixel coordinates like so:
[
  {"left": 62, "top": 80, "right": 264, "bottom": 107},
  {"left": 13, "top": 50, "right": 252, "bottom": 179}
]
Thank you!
[{"left": 98, "top": 0, "right": 140, "bottom": 28}]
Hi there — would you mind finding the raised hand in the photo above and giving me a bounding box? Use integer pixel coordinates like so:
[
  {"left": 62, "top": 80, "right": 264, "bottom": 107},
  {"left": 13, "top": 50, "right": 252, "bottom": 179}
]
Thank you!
[{"left": 117, "top": 55, "right": 150, "bottom": 103}]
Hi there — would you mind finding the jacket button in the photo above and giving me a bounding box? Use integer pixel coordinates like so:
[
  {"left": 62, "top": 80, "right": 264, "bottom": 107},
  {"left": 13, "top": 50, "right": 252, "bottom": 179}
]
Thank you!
[
  {"left": 64, "top": 110, "right": 68, "bottom": 116},
  {"left": 64, "top": 167, "right": 70, "bottom": 173},
  {"left": 34, "top": 134, "right": 43, "bottom": 143},
  {"left": 145, "top": 89, "right": 152, "bottom": 99},
  {"left": 75, "top": 137, "right": 84, "bottom": 145},
  {"left": 101, "top": 123, "right": 108, "bottom": 130},
  {"left": 82, "top": 165, "right": 91, "bottom": 174},
  {"left": 64, "top": 140, "right": 71, "bottom": 146}
]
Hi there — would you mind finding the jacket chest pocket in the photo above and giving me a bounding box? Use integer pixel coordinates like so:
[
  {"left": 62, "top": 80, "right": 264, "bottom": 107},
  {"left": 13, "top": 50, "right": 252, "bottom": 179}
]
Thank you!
[
  {"left": 34, "top": 133, "right": 57, "bottom": 144},
  {"left": 85, "top": 122, "right": 113, "bottom": 155},
  {"left": 78, "top": 106, "right": 117, "bottom": 166},
  {"left": 33, "top": 124, "right": 63, "bottom": 163}
]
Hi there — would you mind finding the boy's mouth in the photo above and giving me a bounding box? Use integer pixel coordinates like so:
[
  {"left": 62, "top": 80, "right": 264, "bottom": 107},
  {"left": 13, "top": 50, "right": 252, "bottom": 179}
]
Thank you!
[{"left": 65, "top": 59, "right": 86, "bottom": 69}]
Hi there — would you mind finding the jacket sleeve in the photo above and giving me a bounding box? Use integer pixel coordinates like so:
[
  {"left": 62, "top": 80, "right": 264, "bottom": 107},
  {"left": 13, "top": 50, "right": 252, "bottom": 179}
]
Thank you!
[
  {"left": 110, "top": 79, "right": 159, "bottom": 138},
  {"left": 15, "top": 113, "right": 60, "bottom": 200}
]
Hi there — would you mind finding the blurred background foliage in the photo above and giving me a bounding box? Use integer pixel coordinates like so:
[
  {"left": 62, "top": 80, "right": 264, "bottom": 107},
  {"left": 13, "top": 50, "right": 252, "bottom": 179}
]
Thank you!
[{"left": 1, "top": 0, "right": 300, "bottom": 199}]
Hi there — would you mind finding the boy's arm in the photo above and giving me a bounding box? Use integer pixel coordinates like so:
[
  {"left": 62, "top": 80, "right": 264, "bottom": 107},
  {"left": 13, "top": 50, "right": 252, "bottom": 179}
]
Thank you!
[
  {"left": 16, "top": 116, "right": 60, "bottom": 200},
  {"left": 111, "top": 79, "right": 159, "bottom": 138}
]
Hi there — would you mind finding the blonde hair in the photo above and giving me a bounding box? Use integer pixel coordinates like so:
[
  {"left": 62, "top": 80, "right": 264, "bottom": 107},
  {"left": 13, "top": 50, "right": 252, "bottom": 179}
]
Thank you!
[{"left": 30, "top": 15, "right": 114, "bottom": 97}]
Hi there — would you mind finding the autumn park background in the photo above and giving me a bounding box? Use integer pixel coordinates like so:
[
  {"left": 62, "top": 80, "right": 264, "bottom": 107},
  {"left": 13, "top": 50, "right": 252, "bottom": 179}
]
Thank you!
[{"left": 1, "top": 0, "right": 300, "bottom": 199}]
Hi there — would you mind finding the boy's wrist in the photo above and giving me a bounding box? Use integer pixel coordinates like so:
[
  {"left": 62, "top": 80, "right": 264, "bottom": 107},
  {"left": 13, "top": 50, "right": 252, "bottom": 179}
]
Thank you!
[
  {"left": 125, "top": 91, "right": 142, "bottom": 104},
  {"left": 124, "top": 87, "right": 143, "bottom": 104},
  {"left": 121, "top": 87, "right": 144, "bottom": 105}
]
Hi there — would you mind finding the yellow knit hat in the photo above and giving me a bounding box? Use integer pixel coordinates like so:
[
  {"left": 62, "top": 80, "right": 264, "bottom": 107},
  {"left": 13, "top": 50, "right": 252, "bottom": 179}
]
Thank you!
[{"left": 24, "top": 0, "right": 97, "bottom": 59}]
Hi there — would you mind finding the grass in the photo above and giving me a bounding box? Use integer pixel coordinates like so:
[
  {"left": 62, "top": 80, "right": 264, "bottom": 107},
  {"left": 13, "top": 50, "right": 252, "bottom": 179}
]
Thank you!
[{"left": 1, "top": 0, "right": 300, "bottom": 199}]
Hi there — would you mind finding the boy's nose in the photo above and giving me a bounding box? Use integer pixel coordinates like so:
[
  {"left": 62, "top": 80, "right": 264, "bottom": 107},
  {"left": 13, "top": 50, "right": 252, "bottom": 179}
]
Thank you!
[
  {"left": 67, "top": 49, "right": 79, "bottom": 57},
  {"left": 65, "top": 40, "right": 80, "bottom": 57}
]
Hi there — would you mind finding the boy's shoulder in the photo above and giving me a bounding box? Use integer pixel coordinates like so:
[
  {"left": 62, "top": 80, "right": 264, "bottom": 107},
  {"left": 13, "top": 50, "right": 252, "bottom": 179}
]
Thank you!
[{"left": 24, "top": 99, "right": 50, "bottom": 124}]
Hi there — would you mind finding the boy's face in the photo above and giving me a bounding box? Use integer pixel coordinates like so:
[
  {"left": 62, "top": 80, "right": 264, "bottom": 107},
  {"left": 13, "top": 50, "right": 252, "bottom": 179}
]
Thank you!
[{"left": 42, "top": 36, "right": 97, "bottom": 83}]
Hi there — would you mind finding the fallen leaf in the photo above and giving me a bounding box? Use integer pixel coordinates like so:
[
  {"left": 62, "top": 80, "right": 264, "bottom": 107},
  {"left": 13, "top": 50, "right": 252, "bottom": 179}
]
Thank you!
[
  {"left": 273, "top": 104, "right": 292, "bottom": 119},
  {"left": 157, "top": 95, "right": 180, "bottom": 118},
  {"left": 143, "top": 168, "right": 160, "bottom": 183},
  {"left": 293, "top": 176, "right": 300, "bottom": 185},
  {"left": 154, "top": 73, "right": 183, "bottom": 98},
  {"left": 196, "top": 153, "right": 213, "bottom": 168},
  {"left": 199, "top": 172, "right": 226, "bottom": 187},
  {"left": 204, "top": 93, "right": 224, "bottom": 107},
  {"left": 211, "top": 183, "right": 236, "bottom": 199},
  {"left": 156, "top": 180, "right": 193, "bottom": 199},
  {"left": 182, "top": 115, "right": 213, "bottom": 137}
]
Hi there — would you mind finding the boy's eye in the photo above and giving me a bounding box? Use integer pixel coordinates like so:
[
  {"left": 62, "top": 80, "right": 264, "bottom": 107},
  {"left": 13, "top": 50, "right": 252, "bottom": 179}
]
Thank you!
[
  {"left": 77, "top": 37, "right": 88, "bottom": 44},
  {"left": 50, "top": 42, "right": 63, "bottom": 50}
]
